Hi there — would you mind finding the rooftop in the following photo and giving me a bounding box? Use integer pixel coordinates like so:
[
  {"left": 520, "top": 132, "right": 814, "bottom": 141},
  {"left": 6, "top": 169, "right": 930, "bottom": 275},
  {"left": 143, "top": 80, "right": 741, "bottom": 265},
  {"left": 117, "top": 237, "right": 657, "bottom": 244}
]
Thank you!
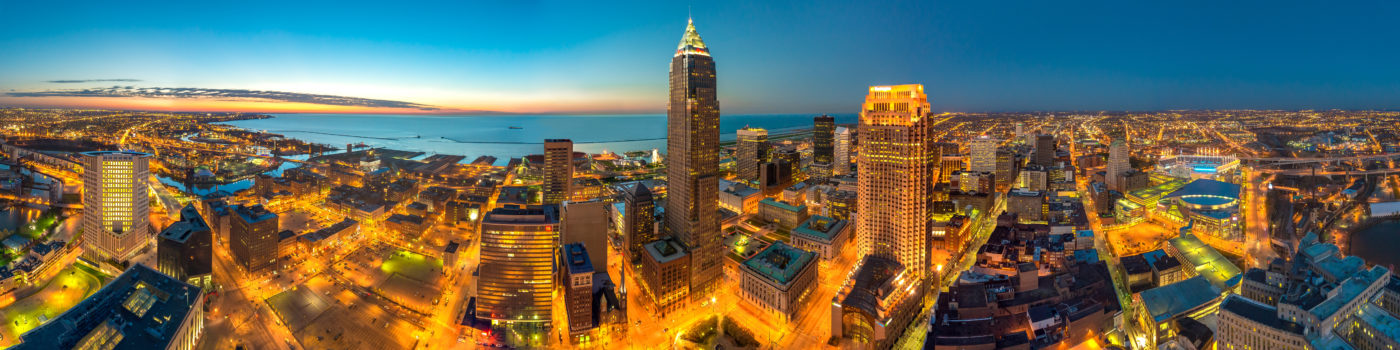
[
  {"left": 562, "top": 243, "right": 594, "bottom": 275},
  {"left": 1139, "top": 276, "right": 1221, "bottom": 323},
  {"left": 644, "top": 237, "right": 688, "bottom": 264},
  {"left": 759, "top": 197, "right": 805, "bottom": 213},
  {"left": 741, "top": 241, "right": 815, "bottom": 287},
  {"left": 792, "top": 215, "right": 847, "bottom": 242},
  {"left": 1219, "top": 294, "right": 1304, "bottom": 334},
  {"left": 233, "top": 204, "right": 277, "bottom": 224},
  {"left": 15, "top": 264, "right": 202, "bottom": 350},
  {"left": 1168, "top": 233, "right": 1242, "bottom": 290}
]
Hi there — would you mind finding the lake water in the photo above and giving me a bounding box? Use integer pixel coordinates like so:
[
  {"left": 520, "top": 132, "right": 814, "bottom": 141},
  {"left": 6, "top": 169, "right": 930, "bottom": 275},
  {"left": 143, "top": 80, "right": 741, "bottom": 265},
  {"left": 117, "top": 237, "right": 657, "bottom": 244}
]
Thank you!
[
  {"left": 1349, "top": 219, "right": 1400, "bottom": 269},
  {"left": 219, "top": 113, "right": 857, "bottom": 165}
]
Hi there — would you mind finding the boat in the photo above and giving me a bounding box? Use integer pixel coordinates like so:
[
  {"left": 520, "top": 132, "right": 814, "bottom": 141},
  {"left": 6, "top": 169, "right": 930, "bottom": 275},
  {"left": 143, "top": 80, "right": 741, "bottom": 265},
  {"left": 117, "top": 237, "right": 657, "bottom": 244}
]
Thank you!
[{"left": 508, "top": 126, "right": 523, "bottom": 130}]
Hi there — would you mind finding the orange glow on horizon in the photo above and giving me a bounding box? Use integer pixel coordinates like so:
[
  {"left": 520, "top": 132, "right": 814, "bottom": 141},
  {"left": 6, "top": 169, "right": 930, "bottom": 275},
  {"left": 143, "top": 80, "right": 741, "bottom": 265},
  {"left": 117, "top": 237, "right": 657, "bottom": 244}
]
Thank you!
[{"left": 0, "top": 95, "right": 662, "bottom": 115}]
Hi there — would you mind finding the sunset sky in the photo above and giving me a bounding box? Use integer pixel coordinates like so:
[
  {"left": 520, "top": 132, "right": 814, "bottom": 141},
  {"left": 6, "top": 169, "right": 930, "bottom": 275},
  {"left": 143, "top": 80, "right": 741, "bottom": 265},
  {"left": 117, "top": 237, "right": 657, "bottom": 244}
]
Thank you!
[{"left": 2, "top": 1, "right": 1399, "bottom": 114}]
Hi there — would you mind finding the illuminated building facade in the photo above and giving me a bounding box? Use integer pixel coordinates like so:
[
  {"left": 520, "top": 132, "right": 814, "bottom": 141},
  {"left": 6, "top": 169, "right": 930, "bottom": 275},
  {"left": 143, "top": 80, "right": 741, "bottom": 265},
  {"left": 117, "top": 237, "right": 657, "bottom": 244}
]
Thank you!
[
  {"left": 1106, "top": 138, "right": 1130, "bottom": 191},
  {"left": 80, "top": 151, "right": 152, "bottom": 263},
  {"left": 736, "top": 127, "right": 769, "bottom": 182},
  {"left": 856, "top": 84, "right": 938, "bottom": 279},
  {"left": 812, "top": 115, "right": 835, "bottom": 181},
  {"left": 666, "top": 18, "right": 722, "bottom": 300},
  {"left": 230, "top": 204, "right": 279, "bottom": 273},
  {"left": 543, "top": 139, "right": 573, "bottom": 204},
  {"left": 1033, "top": 134, "right": 1055, "bottom": 167},
  {"left": 834, "top": 126, "right": 852, "bottom": 176},
  {"left": 622, "top": 183, "right": 655, "bottom": 263},
  {"left": 478, "top": 205, "right": 559, "bottom": 337},
  {"left": 968, "top": 136, "right": 997, "bottom": 174},
  {"left": 158, "top": 204, "right": 214, "bottom": 290}
]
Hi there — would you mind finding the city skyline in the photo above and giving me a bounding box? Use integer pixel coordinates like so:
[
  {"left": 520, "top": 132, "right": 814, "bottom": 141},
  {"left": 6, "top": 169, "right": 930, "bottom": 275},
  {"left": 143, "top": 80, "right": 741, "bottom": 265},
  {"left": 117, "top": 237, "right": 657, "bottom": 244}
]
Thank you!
[{"left": 4, "top": 1, "right": 1400, "bottom": 114}]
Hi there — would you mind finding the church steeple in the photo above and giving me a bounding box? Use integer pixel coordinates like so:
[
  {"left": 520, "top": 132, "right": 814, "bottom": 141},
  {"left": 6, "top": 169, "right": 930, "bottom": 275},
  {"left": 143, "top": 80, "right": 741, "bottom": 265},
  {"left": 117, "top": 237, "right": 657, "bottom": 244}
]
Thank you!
[{"left": 675, "top": 18, "right": 709, "bottom": 57}]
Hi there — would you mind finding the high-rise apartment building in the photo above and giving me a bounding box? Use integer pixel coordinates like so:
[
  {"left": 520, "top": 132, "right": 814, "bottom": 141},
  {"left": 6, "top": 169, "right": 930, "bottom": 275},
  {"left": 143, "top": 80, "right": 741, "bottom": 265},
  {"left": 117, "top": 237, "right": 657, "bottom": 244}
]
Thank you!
[
  {"left": 560, "top": 243, "right": 595, "bottom": 336},
  {"left": 735, "top": 127, "right": 769, "bottom": 182},
  {"left": 833, "top": 126, "right": 852, "bottom": 176},
  {"left": 666, "top": 18, "right": 722, "bottom": 300},
  {"left": 478, "top": 205, "right": 559, "bottom": 334},
  {"left": 969, "top": 136, "right": 998, "bottom": 173},
  {"left": 158, "top": 204, "right": 213, "bottom": 289},
  {"left": 81, "top": 151, "right": 152, "bottom": 263},
  {"left": 1033, "top": 134, "right": 1056, "bottom": 167},
  {"left": 543, "top": 139, "right": 574, "bottom": 204},
  {"left": 856, "top": 84, "right": 938, "bottom": 280},
  {"left": 622, "top": 183, "right": 656, "bottom": 263},
  {"left": 230, "top": 204, "right": 278, "bottom": 273},
  {"left": 1106, "top": 138, "right": 1130, "bottom": 192},
  {"left": 812, "top": 115, "right": 835, "bottom": 181}
]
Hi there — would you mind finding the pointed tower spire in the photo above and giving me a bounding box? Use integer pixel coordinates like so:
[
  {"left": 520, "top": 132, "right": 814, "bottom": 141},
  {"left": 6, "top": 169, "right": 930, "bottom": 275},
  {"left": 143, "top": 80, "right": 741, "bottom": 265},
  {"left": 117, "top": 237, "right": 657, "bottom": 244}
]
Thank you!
[{"left": 676, "top": 17, "right": 709, "bottom": 57}]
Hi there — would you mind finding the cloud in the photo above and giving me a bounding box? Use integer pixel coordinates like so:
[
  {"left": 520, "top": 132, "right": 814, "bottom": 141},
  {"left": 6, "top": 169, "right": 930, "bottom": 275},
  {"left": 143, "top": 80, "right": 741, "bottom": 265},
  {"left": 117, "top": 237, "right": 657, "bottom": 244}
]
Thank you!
[
  {"left": 46, "top": 79, "right": 143, "bottom": 83},
  {"left": 7, "top": 86, "right": 439, "bottom": 110}
]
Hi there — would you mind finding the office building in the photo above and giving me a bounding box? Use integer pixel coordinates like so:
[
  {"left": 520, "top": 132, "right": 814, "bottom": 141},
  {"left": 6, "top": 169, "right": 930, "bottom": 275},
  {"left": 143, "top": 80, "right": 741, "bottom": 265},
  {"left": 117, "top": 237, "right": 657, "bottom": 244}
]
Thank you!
[
  {"left": 666, "top": 18, "right": 722, "bottom": 300},
  {"left": 1106, "top": 138, "right": 1130, "bottom": 191},
  {"left": 14, "top": 264, "right": 204, "bottom": 350},
  {"left": 641, "top": 237, "right": 690, "bottom": 317},
  {"left": 81, "top": 151, "right": 152, "bottom": 263},
  {"left": 561, "top": 243, "right": 595, "bottom": 336},
  {"left": 832, "top": 256, "right": 923, "bottom": 349},
  {"left": 995, "top": 150, "right": 1018, "bottom": 191},
  {"left": 478, "top": 205, "right": 560, "bottom": 334},
  {"left": 543, "top": 139, "right": 574, "bottom": 204},
  {"left": 1033, "top": 134, "right": 1055, "bottom": 167},
  {"left": 791, "top": 215, "right": 849, "bottom": 260},
  {"left": 939, "top": 155, "right": 963, "bottom": 184},
  {"left": 622, "top": 183, "right": 656, "bottom": 263},
  {"left": 230, "top": 204, "right": 279, "bottom": 274},
  {"left": 736, "top": 127, "right": 769, "bottom": 182},
  {"left": 812, "top": 115, "right": 835, "bottom": 181},
  {"left": 562, "top": 200, "right": 609, "bottom": 268},
  {"left": 969, "top": 136, "right": 998, "bottom": 173},
  {"left": 833, "top": 126, "right": 852, "bottom": 176},
  {"left": 856, "top": 84, "right": 938, "bottom": 279},
  {"left": 157, "top": 204, "right": 213, "bottom": 289},
  {"left": 738, "top": 241, "right": 817, "bottom": 323}
]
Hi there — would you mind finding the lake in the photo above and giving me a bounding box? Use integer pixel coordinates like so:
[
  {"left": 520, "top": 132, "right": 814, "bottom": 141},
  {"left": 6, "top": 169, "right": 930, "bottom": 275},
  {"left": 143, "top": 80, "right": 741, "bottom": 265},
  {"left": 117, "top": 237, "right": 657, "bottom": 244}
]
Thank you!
[{"left": 219, "top": 113, "right": 857, "bottom": 165}]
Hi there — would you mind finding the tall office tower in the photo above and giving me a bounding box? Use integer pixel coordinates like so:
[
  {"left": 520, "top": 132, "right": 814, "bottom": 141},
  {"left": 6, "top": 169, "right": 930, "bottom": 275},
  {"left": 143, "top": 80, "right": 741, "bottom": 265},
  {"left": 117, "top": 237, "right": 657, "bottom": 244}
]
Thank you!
[
  {"left": 81, "top": 151, "right": 152, "bottom": 263},
  {"left": 856, "top": 84, "right": 937, "bottom": 280},
  {"left": 1106, "top": 138, "right": 1130, "bottom": 191},
  {"left": 561, "top": 199, "right": 608, "bottom": 268},
  {"left": 969, "top": 136, "right": 998, "bottom": 173},
  {"left": 666, "top": 17, "right": 721, "bottom": 300},
  {"left": 622, "top": 183, "right": 656, "bottom": 263},
  {"left": 158, "top": 204, "right": 213, "bottom": 289},
  {"left": 479, "top": 205, "right": 560, "bottom": 337},
  {"left": 1015, "top": 123, "right": 1025, "bottom": 143},
  {"left": 995, "top": 150, "right": 1018, "bottom": 191},
  {"left": 812, "top": 115, "right": 836, "bottom": 181},
  {"left": 833, "top": 126, "right": 852, "bottom": 175},
  {"left": 939, "top": 155, "right": 964, "bottom": 184},
  {"left": 230, "top": 204, "right": 278, "bottom": 273},
  {"left": 543, "top": 139, "right": 574, "bottom": 204},
  {"left": 735, "top": 127, "right": 769, "bottom": 182},
  {"left": 1033, "top": 134, "right": 1055, "bottom": 166},
  {"left": 561, "top": 243, "right": 596, "bottom": 337}
]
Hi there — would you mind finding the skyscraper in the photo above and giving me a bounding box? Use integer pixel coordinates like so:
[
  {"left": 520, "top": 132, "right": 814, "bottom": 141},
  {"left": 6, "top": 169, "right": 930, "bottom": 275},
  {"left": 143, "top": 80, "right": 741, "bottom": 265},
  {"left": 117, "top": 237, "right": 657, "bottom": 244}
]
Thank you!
[
  {"left": 230, "top": 204, "right": 278, "bottom": 273},
  {"left": 856, "top": 84, "right": 938, "bottom": 280},
  {"left": 833, "top": 126, "right": 852, "bottom": 176},
  {"left": 81, "top": 151, "right": 152, "bottom": 263},
  {"left": 969, "top": 136, "right": 998, "bottom": 174},
  {"left": 735, "top": 127, "right": 768, "bottom": 182},
  {"left": 543, "top": 139, "right": 573, "bottom": 204},
  {"left": 157, "top": 204, "right": 213, "bottom": 289},
  {"left": 478, "top": 205, "right": 559, "bottom": 340},
  {"left": 1106, "top": 138, "right": 1130, "bottom": 191},
  {"left": 561, "top": 199, "right": 608, "bottom": 268},
  {"left": 812, "top": 115, "right": 835, "bottom": 181},
  {"left": 1033, "top": 134, "right": 1056, "bottom": 167},
  {"left": 622, "top": 183, "right": 656, "bottom": 263},
  {"left": 666, "top": 18, "right": 721, "bottom": 300}
]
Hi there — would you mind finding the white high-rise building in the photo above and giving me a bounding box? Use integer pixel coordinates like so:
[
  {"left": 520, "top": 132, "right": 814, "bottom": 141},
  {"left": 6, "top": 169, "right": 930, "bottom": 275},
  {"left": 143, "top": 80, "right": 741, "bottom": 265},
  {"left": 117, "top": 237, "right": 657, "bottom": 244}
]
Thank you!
[
  {"left": 1106, "top": 138, "right": 1130, "bottom": 191},
  {"left": 969, "top": 136, "right": 999, "bottom": 174},
  {"left": 81, "top": 151, "right": 152, "bottom": 262},
  {"left": 833, "top": 126, "right": 852, "bottom": 176}
]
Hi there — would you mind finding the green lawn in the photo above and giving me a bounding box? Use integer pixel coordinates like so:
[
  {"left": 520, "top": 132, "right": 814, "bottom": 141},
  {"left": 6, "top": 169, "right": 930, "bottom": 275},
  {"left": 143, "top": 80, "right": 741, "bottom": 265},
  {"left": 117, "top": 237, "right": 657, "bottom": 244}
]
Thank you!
[
  {"left": 0, "top": 265, "right": 106, "bottom": 345},
  {"left": 379, "top": 250, "right": 443, "bottom": 283}
]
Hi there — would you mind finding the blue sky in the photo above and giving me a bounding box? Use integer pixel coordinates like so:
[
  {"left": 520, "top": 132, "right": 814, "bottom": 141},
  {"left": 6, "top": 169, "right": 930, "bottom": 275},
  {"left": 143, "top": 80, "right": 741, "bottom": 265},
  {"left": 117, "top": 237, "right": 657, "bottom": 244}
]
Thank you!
[{"left": 1, "top": 1, "right": 1397, "bottom": 114}]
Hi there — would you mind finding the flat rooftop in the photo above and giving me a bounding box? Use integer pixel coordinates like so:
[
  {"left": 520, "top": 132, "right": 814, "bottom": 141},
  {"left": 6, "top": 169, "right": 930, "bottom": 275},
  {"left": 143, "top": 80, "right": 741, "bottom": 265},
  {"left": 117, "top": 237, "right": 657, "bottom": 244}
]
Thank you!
[
  {"left": 792, "top": 215, "right": 846, "bottom": 242},
  {"left": 1140, "top": 276, "right": 1220, "bottom": 323},
  {"left": 644, "top": 237, "right": 688, "bottom": 264},
  {"left": 741, "top": 241, "right": 815, "bottom": 287},
  {"left": 15, "top": 264, "right": 202, "bottom": 350},
  {"left": 1168, "top": 233, "right": 1242, "bottom": 290}
]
